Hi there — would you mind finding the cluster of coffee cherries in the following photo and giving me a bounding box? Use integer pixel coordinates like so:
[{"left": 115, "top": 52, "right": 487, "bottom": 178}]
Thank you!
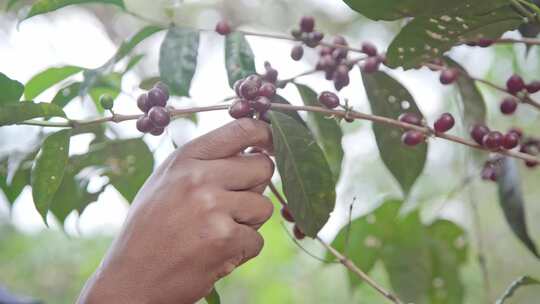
[
  {"left": 228, "top": 69, "right": 279, "bottom": 122},
  {"left": 499, "top": 74, "right": 540, "bottom": 115},
  {"left": 136, "top": 82, "right": 171, "bottom": 136},
  {"left": 280, "top": 205, "right": 306, "bottom": 240},
  {"left": 397, "top": 112, "right": 456, "bottom": 146}
]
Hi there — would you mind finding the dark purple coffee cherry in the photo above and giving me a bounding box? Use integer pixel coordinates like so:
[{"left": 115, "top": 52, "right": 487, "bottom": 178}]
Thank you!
[
  {"left": 300, "top": 16, "right": 315, "bottom": 33},
  {"left": 361, "top": 56, "right": 381, "bottom": 73},
  {"left": 508, "top": 127, "right": 523, "bottom": 139},
  {"left": 293, "top": 225, "right": 306, "bottom": 240},
  {"left": 150, "top": 127, "right": 165, "bottom": 136},
  {"left": 470, "top": 124, "right": 490, "bottom": 145},
  {"left": 148, "top": 87, "right": 168, "bottom": 107},
  {"left": 154, "top": 81, "right": 170, "bottom": 100},
  {"left": 136, "top": 115, "right": 153, "bottom": 133},
  {"left": 252, "top": 96, "right": 272, "bottom": 112},
  {"left": 318, "top": 55, "right": 336, "bottom": 71},
  {"left": 526, "top": 160, "right": 539, "bottom": 168},
  {"left": 318, "top": 91, "right": 340, "bottom": 109},
  {"left": 502, "top": 132, "right": 520, "bottom": 150},
  {"left": 478, "top": 38, "right": 494, "bottom": 48},
  {"left": 319, "top": 46, "right": 333, "bottom": 56},
  {"left": 137, "top": 93, "right": 151, "bottom": 113},
  {"left": 398, "top": 113, "right": 422, "bottom": 126},
  {"left": 246, "top": 75, "right": 263, "bottom": 88},
  {"left": 434, "top": 113, "right": 455, "bottom": 133},
  {"left": 263, "top": 62, "right": 279, "bottom": 83},
  {"left": 148, "top": 106, "right": 171, "bottom": 128},
  {"left": 526, "top": 81, "right": 540, "bottom": 94},
  {"left": 215, "top": 20, "right": 231, "bottom": 35},
  {"left": 233, "top": 79, "right": 244, "bottom": 97},
  {"left": 401, "top": 131, "right": 425, "bottom": 146},
  {"left": 333, "top": 35, "right": 347, "bottom": 46},
  {"left": 482, "top": 131, "right": 503, "bottom": 150},
  {"left": 361, "top": 41, "right": 378, "bottom": 57},
  {"left": 506, "top": 74, "right": 525, "bottom": 94},
  {"left": 500, "top": 98, "right": 518, "bottom": 115},
  {"left": 334, "top": 75, "right": 350, "bottom": 91},
  {"left": 229, "top": 99, "right": 253, "bottom": 119},
  {"left": 281, "top": 206, "right": 295, "bottom": 223},
  {"left": 240, "top": 80, "right": 260, "bottom": 100},
  {"left": 440, "top": 68, "right": 459, "bottom": 85},
  {"left": 310, "top": 32, "right": 324, "bottom": 43},
  {"left": 332, "top": 48, "right": 348, "bottom": 61},
  {"left": 258, "top": 83, "right": 277, "bottom": 98},
  {"left": 334, "top": 65, "right": 349, "bottom": 82},
  {"left": 291, "top": 45, "right": 304, "bottom": 61},
  {"left": 291, "top": 29, "right": 302, "bottom": 39},
  {"left": 99, "top": 94, "right": 114, "bottom": 110}
]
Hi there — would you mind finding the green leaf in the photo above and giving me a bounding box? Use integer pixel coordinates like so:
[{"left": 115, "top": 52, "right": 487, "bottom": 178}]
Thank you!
[
  {"left": 342, "top": 0, "right": 509, "bottom": 21},
  {"left": 139, "top": 77, "right": 161, "bottom": 90},
  {"left": 0, "top": 102, "right": 66, "bottom": 126},
  {"left": 0, "top": 72, "right": 24, "bottom": 104},
  {"left": 361, "top": 71, "right": 427, "bottom": 196},
  {"left": 25, "top": 0, "right": 125, "bottom": 20},
  {"left": 495, "top": 276, "right": 540, "bottom": 304},
  {"left": 52, "top": 82, "right": 81, "bottom": 108},
  {"left": 0, "top": 160, "right": 29, "bottom": 207},
  {"left": 159, "top": 26, "right": 199, "bottom": 97},
  {"left": 115, "top": 26, "right": 163, "bottom": 63},
  {"left": 205, "top": 288, "right": 221, "bottom": 304},
  {"left": 70, "top": 139, "right": 153, "bottom": 202},
  {"left": 269, "top": 111, "right": 336, "bottom": 237},
  {"left": 31, "top": 130, "right": 71, "bottom": 222},
  {"left": 225, "top": 32, "right": 256, "bottom": 88},
  {"left": 6, "top": 0, "right": 22, "bottom": 10},
  {"left": 296, "top": 84, "right": 344, "bottom": 179},
  {"left": 24, "top": 66, "right": 83, "bottom": 100},
  {"left": 497, "top": 158, "right": 540, "bottom": 258},
  {"left": 386, "top": 6, "right": 522, "bottom": 69}
]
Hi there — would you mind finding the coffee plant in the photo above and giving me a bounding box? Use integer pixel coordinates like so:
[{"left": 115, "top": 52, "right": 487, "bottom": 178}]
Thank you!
[{"left": 2, "top": 0, "right": 540, "bottom": 303}]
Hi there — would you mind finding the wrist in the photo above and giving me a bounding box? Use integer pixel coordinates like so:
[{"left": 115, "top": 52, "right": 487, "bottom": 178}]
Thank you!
[{"left": 77, "top": 267, "right": 149, "bottom": 304}]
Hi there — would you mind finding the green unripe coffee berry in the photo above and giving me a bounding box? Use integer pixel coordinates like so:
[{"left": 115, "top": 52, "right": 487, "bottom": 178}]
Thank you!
[{"left": 100, "top": 94, "right": 114, "bottom": 110}]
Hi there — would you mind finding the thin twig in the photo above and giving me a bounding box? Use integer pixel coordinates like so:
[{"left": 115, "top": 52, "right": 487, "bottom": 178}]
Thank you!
[{"left": 279, "top": 221, "right": 336, "bottom": 263}]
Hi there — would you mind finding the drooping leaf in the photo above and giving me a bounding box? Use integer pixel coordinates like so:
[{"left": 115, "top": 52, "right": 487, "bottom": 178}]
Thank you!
[
  {"left": 52, "top": 82, "right": 81, "bottom": 108},
  {"left": 31, "top": 129, "right": 71, "bottom": 222},
  {"left": 205, "top": 288, "right": 221, "bottom": 304},
  {"left": 24, "top": 66, "right": 83, "bottom": 100},
  {"left": 497, "top": 158, "right": 539, "bottom": 258},
  {"left": 115, "top": 26, "right": 162, "bottom": 63},
  {"left": 342, "top": 0, "right": 509, "bottom": 21},
  {"left": 269, "top": 111, "right": 336, "bottom": 237},
  {"left": 0, "top": 102, "right": 65, "bottom": 126},
  {"left": 25, "top": 0, "right": 125, "bottom": 20},
  {"left": 0, "top": 72, "right": 24, "bottom": 104},
  {"left": 159, "top": 26, "right": 199, "bottom": 97},
  {"left": 386, "top": 6, "right": 522, "bottom": 69},
  {"left": 361, "top": 71, "right": 427, "bottom": 196},
  {"left": 225, "top": 32, "right": 256, "bottom": 88},
  {"left": 296, "top": 84, "right": 344, "bottom": 179},
  {"left": 495, "top": 276, "right": 540, "bottom": 304},
  {"left": 0, "top": 160, "right": 29, "bottom": 207}
]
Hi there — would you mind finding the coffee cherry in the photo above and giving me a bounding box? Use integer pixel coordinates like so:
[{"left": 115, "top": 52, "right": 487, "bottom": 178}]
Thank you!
[
  {"left": 332, "top": 48, "right": 348, "bottom": 61},
  {"left": 148, "top": 87, "right": 168, "bottom": 107},
  {"left": 300, "top": 16, "right": 315, "bottom": 33},
  {"left": 150, "top": 127, "right": 165, "bottom": 136},
  {"left": 440, "top": 69, "right": 459, "bottom": 85},
  {"left": 263, "top": 62, "right": 278, "bottom": 83},
  {"left": 478, "top": 38, "right": 494, "bottom": 48},
  {"left": 293, "top": 225, "right": 306, "bottom": 240},
  {"left": 281, "top": 206, "right": 295, "bottom": 222},
  {"left": 398, "top": 112, "right": 422, "bottom": 126},
  {"left": 508, "top": 127, "right": 523, "bottom": 139},
  {"left": 148, "top": 106, "right": 171, "bottom": 128},
  {"left": 526, "top": 160, "right": 539, "bottom": 168},
  {"left": 334, "top": 75, "right": 350, "bottom": 91},
  {"left": 470, "top": 124, "right": 490, "bottom": 145},
  {"left": 500, "top": 98, "right": 518, "bottom": 115},
  {"left": 482, "top": 131, "right": 503, "bottom": 150},
  {"left": 246, "top": 75, "right": 263, "bottom": 88},
  {"left": 506, "top": 74, "right": 525, "bottom": 94},
  {"left": 502, "top": 132, "right": 520, "bottom": 150},
  {"left": 334, "top": 65, "right": 349, "bottom": 82},
  {"left": 229, "top": 99, "right": 253, "bottom": 119},
  {"left": 526, "top": 81, "right": 540, "bottom": 94},
  {"left": 333, "top": 35, "right": 347, "bottom": 46},
  {"left": 361, "top": 56, "right": 380, "bottom": 73},
  {"left": 252, "top": 96, "right": 272, "bottom": 112},
  {"left": 215, "top": 20, "right": 231, "bottom": 35},
  {"left": 136, "top": 115, "right": 153, "bottom": 133},
  {"left": 434, "top": 113, "right": 455, "bottom": 133},
  {"left": 481, "top": 165, "right": 498, "bottom": 182},
  {"left": 291, "top": 29, "right": 302, "bottom": 39},
  {"left": 291, "top": 45, "right": 304, "bottom": 61},
  {"left": 258, "top": 83, "right": 277, "bottom": 98},
  {"left": 260, "top": 111, "right": 271, "bottom": 124},
  {"left": 154, "top": 82, "right": 170, "bottom": 100},
  {"left": 318, "top": 55, "right": 336, "bottom": 71},
  {"left": 99, "top": 94, "right": 114, "bottom": 110},
  {"left": 240, "top": 81, "right": 260, "bottom": 100},
  {"left": 137, "top": 93, "right": 151, "bottom": 113},
  {"left": 319, "top": 46, "right": 333, "bottom": 56},
  {"left": 361, "top": 41, "right": 378, "bottom": 57},
  {"left": 233, "top": 79, "right": 244, "bottom": 97},
  {"left": 401, "top": 131, "right": 425, "bottom": 146},
  {"left": 310, "top": 32, "right": 324, "bottom": 44},
  {"left": 318, "top": 91, "right": 340, "bottom": 109}
]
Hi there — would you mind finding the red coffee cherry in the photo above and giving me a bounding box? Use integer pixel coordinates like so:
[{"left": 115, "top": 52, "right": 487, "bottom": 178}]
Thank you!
[
  {"left": 440, "top": 68, "right": 459, "bottom": 85},
  {"left": 482, "top": 131, "right": 503, "bottom": 150},
  {"left": 291, "top": 45, "right": 304, "bottom": 61},
  {"left": 318, "top": 91, "right": 340, "bottom": 109},
  {"left": 281, "top": 206, "right": 295, "bottom": 223},
  {"left": 136, "top": 115, "right": 153, "bottom": 133},
  {"left": 361, "top": 56, "right": 381, "bottom": 74},
  {"left": 293, "top": 225, "right": 306, "bottom": 240},
  {"left": 300, "top": 16, "right": 315, "bottom": 33},
  {"left": 361, "top": 41, "right": 378, "bottom": 57},
  {"left": 434, "top": 113, "right": 455, "bottom": 133},
  {"left": 502, "top": 132, "right": 520, "bottom": 150},
  {"left": 470, "top": 124, "right": 490, "bottom": 145},
  {"left": 500, "top": 98, "right": 518, "bottom": 115},
  {"left": 240, "top": 80, "right": 260, "bottom": 100},
  {"left": 508, "top": 128, "right": 523, "bottom": 139},
  {"left": 401, "top": 131, "right": 425, "bottom": 146},
  {"left": 150, "top": 127, "right": 165, "bottom": 136},
  {"left": 258, "top": 83, "right": 277, "bottom": 98},
  {"left": 526, "top": 81, "right": 540, "bottom": 94},
  {"left": 148, "top": 106, "right": 171, "bottom": 128},
  {"left": 229, "top": 99, "right": 253, "bottom": 119},
  {"left": 398, "top": 112, "right": 422, "bottom": 126},
  {"left": 252, "top": 96, "right": 272, "bottom": 112},
  {"left": 506, "top": 74, "right": 525, "bottom": 94},
  {"left": 215, "top": 20, "right": 231, "bottom": 35}
]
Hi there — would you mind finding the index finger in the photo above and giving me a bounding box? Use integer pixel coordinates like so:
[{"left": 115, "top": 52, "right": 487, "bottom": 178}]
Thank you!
[{"left": 180, "top": 118, "right": 273, "bottom": 160}]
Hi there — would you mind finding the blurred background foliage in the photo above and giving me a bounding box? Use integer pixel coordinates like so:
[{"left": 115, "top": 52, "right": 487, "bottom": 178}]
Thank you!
[{"left": 0, "top": 0, "right": 540, "bottom": 303}]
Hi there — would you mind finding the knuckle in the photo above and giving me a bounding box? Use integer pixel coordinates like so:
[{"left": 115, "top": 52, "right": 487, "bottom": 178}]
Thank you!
[
  {"left": 258, "top": 196, "right": 274, "bottom": 222},
  {"left": 259, "top": 155, "right": 275, "bottom": 180},
  {"left": 197, "top": 189, "right": 219, "bottom": 213}
]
